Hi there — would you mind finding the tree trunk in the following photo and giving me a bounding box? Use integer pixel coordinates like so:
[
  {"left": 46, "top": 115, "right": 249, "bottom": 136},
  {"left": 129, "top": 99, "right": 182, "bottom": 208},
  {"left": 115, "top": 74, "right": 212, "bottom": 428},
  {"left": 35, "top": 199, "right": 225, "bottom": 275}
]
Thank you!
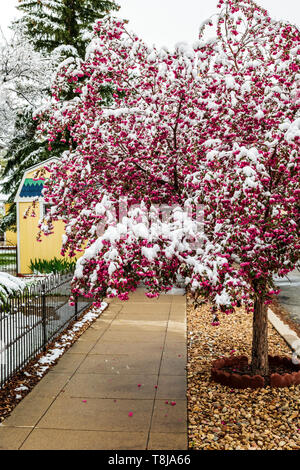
[{"left": 251, "top": 296, "right": 269, "bottom": 375}]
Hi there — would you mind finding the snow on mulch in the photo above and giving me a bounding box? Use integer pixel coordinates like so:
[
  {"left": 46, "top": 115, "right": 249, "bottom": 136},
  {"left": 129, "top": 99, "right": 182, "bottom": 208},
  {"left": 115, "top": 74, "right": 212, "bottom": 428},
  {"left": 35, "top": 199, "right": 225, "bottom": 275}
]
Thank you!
[
  {"left": 187, "top": 297, "right": 300, "bottom": 450},
  {"left": 0, "top": 302, "right": 107, "bottom": 423}
]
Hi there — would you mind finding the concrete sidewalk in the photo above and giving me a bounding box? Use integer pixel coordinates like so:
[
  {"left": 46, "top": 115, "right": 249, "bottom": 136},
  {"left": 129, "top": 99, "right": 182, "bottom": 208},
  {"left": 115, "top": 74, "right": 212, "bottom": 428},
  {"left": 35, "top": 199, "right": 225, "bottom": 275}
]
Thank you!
[{"left": 0, "top": 290, "right": 187, "bottom": 450}]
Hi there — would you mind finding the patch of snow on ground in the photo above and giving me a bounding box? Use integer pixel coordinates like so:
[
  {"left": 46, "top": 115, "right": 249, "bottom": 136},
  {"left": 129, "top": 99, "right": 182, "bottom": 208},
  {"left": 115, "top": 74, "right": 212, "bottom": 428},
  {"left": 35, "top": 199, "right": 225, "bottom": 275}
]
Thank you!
[{"left": 32, "top": 302, "right": 107, "bottom": 376}]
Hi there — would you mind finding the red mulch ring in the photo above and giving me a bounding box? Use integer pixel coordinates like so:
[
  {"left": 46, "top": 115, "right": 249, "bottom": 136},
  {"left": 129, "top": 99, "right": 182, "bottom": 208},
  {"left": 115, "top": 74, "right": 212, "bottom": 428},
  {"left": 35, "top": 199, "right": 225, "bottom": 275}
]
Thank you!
[{"left": 211, "top": 355, "right": 300, "bottom": 389}]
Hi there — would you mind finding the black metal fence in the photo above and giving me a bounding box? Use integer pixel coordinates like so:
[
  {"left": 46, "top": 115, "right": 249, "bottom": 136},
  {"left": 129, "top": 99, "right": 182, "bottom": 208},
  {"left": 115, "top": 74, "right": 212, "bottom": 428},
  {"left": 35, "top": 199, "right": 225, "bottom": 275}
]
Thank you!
[
  {"left": 0, "top": 273, "right": 93, "bottom": 388},
  {"left": 0, "top": 245, "right": 17, "bottom": 275}
]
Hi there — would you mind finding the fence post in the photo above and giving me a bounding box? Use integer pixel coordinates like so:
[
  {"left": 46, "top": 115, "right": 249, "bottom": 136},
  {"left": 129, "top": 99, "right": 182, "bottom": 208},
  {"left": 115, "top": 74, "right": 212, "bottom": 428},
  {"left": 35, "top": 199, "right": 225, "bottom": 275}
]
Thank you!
[
  {"left": 74, "top": 295, "right": 78, "bottom": 321},
  {"left": 42, "top": 282, "right": 47, "bottom": 352},
  {"left": 15, "top": 245, "right": 18, "bottom": 276}
]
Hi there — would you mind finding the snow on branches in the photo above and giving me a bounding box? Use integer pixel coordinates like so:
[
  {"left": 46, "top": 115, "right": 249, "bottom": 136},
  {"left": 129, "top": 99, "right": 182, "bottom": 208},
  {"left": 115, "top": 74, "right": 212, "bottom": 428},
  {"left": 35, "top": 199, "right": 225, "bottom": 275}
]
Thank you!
[
  {"left": 0, "top": 31, "right": 54, "bottom": 146},
  {"left": 36, "top": 0, "right": 300, "bottom": 313}
]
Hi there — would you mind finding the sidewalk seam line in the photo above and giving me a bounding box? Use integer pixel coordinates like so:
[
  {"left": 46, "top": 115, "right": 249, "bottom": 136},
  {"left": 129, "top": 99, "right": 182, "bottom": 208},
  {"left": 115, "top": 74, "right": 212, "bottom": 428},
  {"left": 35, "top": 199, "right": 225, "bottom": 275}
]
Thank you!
[{"left": 17, "top": 307, "right": 120, "bottom": 450}]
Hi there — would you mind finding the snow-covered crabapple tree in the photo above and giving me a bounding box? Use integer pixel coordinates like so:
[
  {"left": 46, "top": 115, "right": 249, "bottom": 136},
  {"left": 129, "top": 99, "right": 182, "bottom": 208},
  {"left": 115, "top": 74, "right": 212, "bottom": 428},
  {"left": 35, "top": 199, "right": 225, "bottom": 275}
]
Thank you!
[{"left": 36, "top": 0, "right": 299, "bottom": 375}]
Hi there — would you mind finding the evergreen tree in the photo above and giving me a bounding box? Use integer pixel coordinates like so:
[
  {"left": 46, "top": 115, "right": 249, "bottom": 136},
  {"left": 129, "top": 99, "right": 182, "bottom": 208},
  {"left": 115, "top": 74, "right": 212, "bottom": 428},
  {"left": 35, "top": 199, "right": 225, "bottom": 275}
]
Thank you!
[
  {"left": 1, "top": 0, "right": 118, "bottom": 231},
  {"left": 15, "top": 0, "right": 119, "bottom": 57},
  {"left": 0, "top": 108, "right": 71, "bottom": 232},
  {"left": 2, "top": 109, "right": 69, "bottom": 199}
]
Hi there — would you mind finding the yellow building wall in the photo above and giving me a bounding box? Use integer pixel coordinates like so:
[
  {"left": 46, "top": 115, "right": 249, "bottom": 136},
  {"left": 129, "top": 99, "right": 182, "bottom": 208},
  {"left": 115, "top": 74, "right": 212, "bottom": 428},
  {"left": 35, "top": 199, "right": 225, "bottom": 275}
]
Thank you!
[
  {"left": 17, "top": 166, "right": 83, "bottom": 274},
  {"left": 18, "top": 166, "right": 67, "bottom": 274},
  {"left": 18, "top": 200, "right": 66, "bottom": 274},
  {"left": 4, "top": 203, "right": 17, "bottom": 246},
  {"left": 5, "top": 229, "right": 17, "bottom": 246}
]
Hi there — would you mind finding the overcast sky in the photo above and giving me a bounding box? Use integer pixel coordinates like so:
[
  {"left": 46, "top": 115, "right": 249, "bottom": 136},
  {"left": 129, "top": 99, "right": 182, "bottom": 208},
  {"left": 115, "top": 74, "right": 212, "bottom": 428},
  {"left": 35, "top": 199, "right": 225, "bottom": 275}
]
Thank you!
[{"left": 1, "top": 0, "right": 299, "bottom": 47}]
